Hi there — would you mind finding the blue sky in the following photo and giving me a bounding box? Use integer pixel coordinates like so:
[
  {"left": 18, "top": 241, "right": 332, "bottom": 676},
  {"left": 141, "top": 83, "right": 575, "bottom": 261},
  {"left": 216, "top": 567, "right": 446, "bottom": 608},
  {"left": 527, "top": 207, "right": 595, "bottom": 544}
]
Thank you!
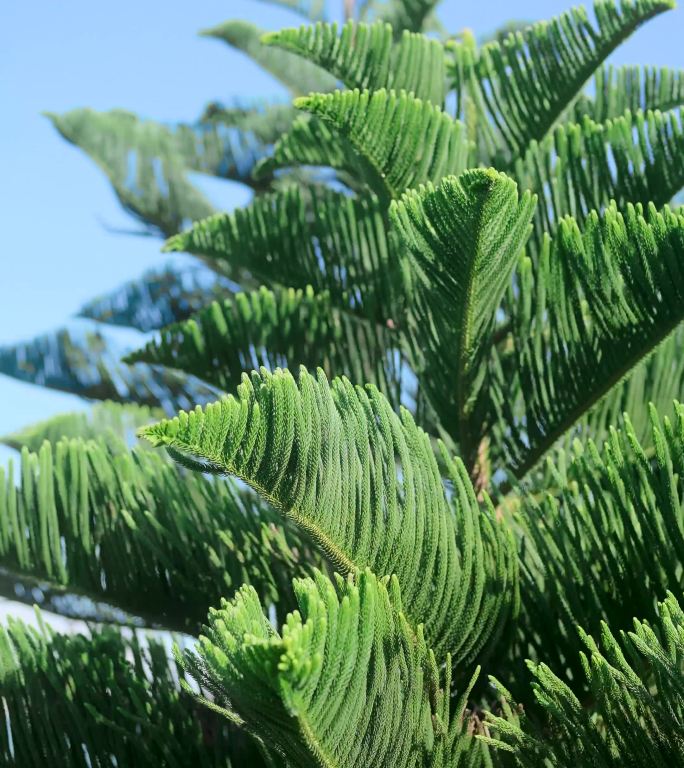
[{"left": 1, "top": 0, "right": 683, "bottom": 468}]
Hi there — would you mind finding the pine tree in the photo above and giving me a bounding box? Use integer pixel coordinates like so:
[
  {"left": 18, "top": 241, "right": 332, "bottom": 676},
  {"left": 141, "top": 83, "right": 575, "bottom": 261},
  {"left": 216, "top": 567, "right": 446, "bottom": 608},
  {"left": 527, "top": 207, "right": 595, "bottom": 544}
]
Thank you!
[{"left": 2, "top": 0, "right": 684, "bottom": 764}]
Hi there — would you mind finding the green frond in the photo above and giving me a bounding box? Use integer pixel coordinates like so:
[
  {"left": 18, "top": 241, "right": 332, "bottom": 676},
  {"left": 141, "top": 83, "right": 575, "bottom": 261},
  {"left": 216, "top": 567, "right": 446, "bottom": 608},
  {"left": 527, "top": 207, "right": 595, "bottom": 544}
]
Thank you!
[
  {"left": 125, "top": 286, "right": 409, "bottom": 414},
  {"left": 0, "top": 437, "right": 310, "bottom": 629},
  {"left": 47, "top": 106, "right": 296, "bottom": 237},
  {"left": 294, "top": 88, "right": 469, "bottom": 199},
  {"left": 0, "top": 401, "right": 159, "bottom": 452},
  {"left": 488, "top": 592, "right": 684, "bottom": 766},
  {"left": 391, "top": 168, "right": 536, "bottom": 466},
  {"left": 577, "top": 325, "right": 684, "bottom": 451},
  {"left": 141, "top": 366, "right": 517, "bottom": 664},
  {"left": 510, "top": 402, "right": 684, "bottom": 692},
  {"left": 447, "top": 0, "right": 675, "bottom": 163},
  {"left": 0, "top": 328, "right": 217, "bottom": 411},
  {"left": 78, "top": 263, "right": 235, "bottom": 332},
  {"left": 573, "top": 64, "right": 684, "bottom": 122},
  {"left": 252, "top": 114, "right": 373, "bottom": 190},
  {"left": 0, "top": 616, "right": 273, "bottom": 766},
  {"left": 516, "top": 108, "right": 684, "bottom": 251},
  {"left": 497, "top": 201, "right": 684, "bottom": 476},
  {"left": 183, "top": 568, "right": 489, "bottom": 767},
  {"left": 201, "top": 20, "right": 335, "bottom": 95},
  {"left": 48, "top": 109, "right": 215, "bottom": 238},
  {"left": 263, "top": 21, "right": 446, "bottom": 105},
  {"left": 164, "top": 186, "right": 400, "bottom": 319}
]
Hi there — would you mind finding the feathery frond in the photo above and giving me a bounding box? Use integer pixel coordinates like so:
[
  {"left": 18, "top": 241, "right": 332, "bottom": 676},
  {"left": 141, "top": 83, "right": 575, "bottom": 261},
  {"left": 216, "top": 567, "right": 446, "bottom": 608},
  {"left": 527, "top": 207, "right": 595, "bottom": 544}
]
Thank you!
[
  {"left": 447, "top": 0, "right": 675, "bottom": 163},
  {"left": 164, "top": 186, "right": 399, "bottom": 318},
  {"left": 0, "top": 616, "right": 273, "bottom": 767},
  {"left": 497, "top": 201, "right": 684, "bottom": 476},
  {"left": 201, "top": 20, "right": 335, "bottom": 95},
  {"left": 0, "top": 437, "right": 309, "bottom": 629},
  {"left": 0, "top": 401, "right": 158, "bottom": 453},
  {"left": 487, "top": 592, "right": 684, "bottom": 766},
  {"left": 183, "top": 569, "right": 489, "bottom": 767},
  {"left": 141, "top": 366, "right": 517, "bottom": 663},
  {"left": 78, "top": 263, "right": 235, "bottom": 332},
  {"left": 0, "top": 328, "right": 217, "bottom": 411},
  {"left": 293, "top": 89, "right": 469, "bottom": 199},
  {"left": 125, "top": 286, "right": 409, "bottom": 413},
  {"left": 573, "top": 64, "right": 684, "bottom": 122},
  {"left": 516, "top": 108, "right": 684, "bottom": 251},
  {"left": 263, "top": 21, "right": 446, "bottom": 105},
  {"left": 510, "top": 402, "right": 684, "bottom": 688},
  {"left": 391, "top": 169, "right": 536, "bottom": 463}
]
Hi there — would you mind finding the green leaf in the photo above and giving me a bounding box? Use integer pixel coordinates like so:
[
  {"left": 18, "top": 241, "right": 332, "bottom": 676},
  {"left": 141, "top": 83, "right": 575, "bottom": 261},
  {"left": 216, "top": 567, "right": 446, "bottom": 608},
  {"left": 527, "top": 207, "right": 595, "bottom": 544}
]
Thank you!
[
  {"left": 498, "top": 201, "right": 684, "bottom": 477},
  {"left": 163, "top": 186, "right": 400, "bottom": 319},
  {"left": 516, "top": 108, "right": 684, "bottom": 252},
  {"left": 488, "top": 591, "right": 684, "bottom": 766},
  {"left": 263, "top": 21, "right": 446, "bottom": 105},
  {"left": 0, "top": 401, "right": 159, "bottom": 453},
  {"left": 0, "top": 437, "right": 310, "bottom": 630},
  {"left": 293, "top": 88, "right": 469, "bottom": 199},
  {"left": 0, "top": 328, "right": 217, "bottom": 411},
  {"left": 126, "top": 286, "right": 409, "bottom": 414},
  {"left": 447, "top": 0, "right": 675, "bottom": 163},
  {"left": 391, "top": 169, "right": 536, "bottom": 466},
  {"left": 573, "top": 64, "right": 684, "bottom": 122},
  {"left": 0, "top": 616, "right": 274, "bottom": 766},
  {"left": 78, "top": 263, "right": 235, "bottom": 332},
  {"left": 141, "top": 366, "right": 517, "bottom": 664},
  {"left": 201, "top": 20, "right": 336, "bottom": 95},
  {"left": 183, "top": 569, "right": 489, "bottom": 767}
]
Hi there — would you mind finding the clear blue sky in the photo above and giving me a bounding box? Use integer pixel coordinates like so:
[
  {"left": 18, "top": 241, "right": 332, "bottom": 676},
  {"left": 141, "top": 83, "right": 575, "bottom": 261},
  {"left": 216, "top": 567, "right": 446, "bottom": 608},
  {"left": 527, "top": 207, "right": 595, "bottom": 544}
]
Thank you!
[{"left": 1, "top": 0, "right": 682, "bottom": 467}]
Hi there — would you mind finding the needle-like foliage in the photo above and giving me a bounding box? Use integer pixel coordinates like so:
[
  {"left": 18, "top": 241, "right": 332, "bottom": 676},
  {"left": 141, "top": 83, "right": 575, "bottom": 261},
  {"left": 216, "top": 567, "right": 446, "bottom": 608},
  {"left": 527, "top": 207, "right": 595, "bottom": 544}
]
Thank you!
[{"left": 7, "top": 0, "right": 684, "bottom": 762}]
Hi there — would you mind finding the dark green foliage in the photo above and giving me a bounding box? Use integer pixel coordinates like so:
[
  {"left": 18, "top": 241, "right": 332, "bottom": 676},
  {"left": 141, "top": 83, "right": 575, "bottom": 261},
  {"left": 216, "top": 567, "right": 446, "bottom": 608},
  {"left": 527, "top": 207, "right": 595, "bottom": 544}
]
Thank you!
[
  {"left": 447, "top": 0, "right": 675, "bottom": 163},
  {"left": 164, "top": 186, "right": 399, "bottom": 318},
  {"left": 0, "top": 614, "right": 274, "bottom": 767},
  {"left": 293, "top": 88, "right": 468, "bottom": 199},
  {"left": 499, "top": 201, "right": 684, "bottom": 475},
  {"left": 125, "top": 285, "right": 409, "bottom": 412},
  {"left": 392, "top": 168, "right": 536, "bottom": 462},
  {"left": 0, "top": 437, "right": 311, "bottom": 630},
  {"left": 512, "top": 402, "right": 684, "bottom": 687},
  {"left": 573, "top": 64, "right": 684, "bottom": 121},
  {"left": 263, "top": 21, "right": 446, "bottom": 105}
]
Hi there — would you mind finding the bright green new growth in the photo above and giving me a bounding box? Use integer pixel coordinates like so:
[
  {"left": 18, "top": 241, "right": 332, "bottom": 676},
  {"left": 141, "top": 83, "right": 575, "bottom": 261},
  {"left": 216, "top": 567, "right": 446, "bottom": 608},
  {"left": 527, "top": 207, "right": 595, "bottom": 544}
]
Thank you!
[
  {"left": 141, "top": 366, "right": 517, "bottom": 663},
  {"left": 487, "top": 592, "right": 684, "bottom": 765},
  {"left": 183, "top": 569, "right": 487, "bottom": 767}
]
